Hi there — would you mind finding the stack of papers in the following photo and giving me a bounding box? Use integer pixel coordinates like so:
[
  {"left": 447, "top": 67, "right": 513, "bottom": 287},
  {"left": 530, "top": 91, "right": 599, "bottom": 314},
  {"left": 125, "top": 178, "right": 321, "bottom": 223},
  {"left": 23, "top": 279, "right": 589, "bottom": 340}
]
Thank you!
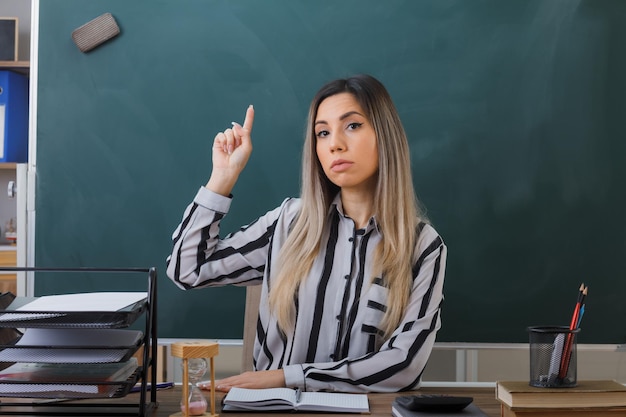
[{"left": 0, "top": 292, "right": 148, "bottom": 399}]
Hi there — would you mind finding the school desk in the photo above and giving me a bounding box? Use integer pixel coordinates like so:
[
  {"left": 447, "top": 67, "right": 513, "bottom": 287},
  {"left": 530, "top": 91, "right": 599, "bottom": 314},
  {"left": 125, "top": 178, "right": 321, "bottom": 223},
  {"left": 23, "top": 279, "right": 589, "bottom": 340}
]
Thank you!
[{"left": 0, "top": 386, "right": 500, "bottom": 416}]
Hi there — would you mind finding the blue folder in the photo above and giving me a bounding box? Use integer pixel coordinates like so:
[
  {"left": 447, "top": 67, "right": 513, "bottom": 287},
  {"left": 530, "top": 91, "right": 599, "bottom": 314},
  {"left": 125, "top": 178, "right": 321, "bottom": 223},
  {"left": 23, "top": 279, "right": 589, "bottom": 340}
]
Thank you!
[{"left": 0, "top": 70, "right": 28, "bottom": 162}]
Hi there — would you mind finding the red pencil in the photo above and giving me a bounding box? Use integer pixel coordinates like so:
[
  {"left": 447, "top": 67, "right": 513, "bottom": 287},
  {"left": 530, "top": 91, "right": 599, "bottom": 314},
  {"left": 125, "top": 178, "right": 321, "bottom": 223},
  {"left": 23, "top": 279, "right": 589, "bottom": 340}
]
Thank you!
[
  {"left": 558, "top": 284, "right": 587, "bottom": 379},
  {"left": 569, "top": 284, "right": 585, "bottom": 329}
]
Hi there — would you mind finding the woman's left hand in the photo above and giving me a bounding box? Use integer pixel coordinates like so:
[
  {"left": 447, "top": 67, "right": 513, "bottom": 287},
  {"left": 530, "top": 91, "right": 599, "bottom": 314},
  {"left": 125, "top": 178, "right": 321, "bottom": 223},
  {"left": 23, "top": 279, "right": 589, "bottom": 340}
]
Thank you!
[{"left": 197, "top": 369, "right": 286, "bottom": 392}]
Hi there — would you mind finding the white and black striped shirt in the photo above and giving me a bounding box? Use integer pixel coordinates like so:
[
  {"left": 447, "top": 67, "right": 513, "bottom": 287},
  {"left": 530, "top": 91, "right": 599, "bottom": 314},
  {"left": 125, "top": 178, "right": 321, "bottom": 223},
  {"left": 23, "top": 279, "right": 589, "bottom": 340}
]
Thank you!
[{"left": 167, "top": 187, "right": 446, "bottom": 393}]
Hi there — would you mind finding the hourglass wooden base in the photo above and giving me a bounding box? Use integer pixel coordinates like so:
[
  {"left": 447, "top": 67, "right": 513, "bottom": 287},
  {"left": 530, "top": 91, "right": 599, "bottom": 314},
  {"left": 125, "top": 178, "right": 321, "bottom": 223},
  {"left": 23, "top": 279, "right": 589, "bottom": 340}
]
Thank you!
[{"left": 170, "top": 341, "right": 219, "bottom": 417}]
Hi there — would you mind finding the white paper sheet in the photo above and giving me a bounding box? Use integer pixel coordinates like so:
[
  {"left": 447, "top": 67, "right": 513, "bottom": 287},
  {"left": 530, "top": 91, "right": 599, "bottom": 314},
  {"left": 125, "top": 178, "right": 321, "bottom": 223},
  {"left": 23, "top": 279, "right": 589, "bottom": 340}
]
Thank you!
[{"left": 14, "top": 292, "right": 147, "bottom": 312}]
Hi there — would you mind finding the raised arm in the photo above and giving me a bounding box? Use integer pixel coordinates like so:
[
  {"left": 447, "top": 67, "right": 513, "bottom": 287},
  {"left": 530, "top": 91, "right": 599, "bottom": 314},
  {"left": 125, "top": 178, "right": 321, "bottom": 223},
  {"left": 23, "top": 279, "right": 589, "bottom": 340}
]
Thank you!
[
  {"left": 167, "top": 105, "right": 270, "bottom": 289},
  {"left": 206, "top": 105, "right": 255, "bottom": 196}
]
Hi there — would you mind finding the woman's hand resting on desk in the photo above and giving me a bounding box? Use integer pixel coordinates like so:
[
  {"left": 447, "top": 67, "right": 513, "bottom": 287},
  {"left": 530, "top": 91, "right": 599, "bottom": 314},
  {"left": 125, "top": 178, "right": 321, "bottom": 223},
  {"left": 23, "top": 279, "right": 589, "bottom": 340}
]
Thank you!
[{"left": 197, "top": 369, "right": 286, "bottom": 392}]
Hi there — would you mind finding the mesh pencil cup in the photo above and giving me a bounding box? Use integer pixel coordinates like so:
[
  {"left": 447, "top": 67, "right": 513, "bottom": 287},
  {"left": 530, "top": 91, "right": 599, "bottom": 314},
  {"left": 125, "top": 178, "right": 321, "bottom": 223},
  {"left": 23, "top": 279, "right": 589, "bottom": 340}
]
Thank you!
[{"left": 527, "top": 326, "right": 580, "bottom": 388}]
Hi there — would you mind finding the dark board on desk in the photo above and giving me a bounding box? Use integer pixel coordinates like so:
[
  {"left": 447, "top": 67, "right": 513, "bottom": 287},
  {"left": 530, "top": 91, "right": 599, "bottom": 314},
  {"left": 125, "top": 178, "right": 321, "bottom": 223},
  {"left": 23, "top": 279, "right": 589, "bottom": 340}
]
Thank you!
[{"left": 35, "top": 0, "right": 626, "bottom": 343}]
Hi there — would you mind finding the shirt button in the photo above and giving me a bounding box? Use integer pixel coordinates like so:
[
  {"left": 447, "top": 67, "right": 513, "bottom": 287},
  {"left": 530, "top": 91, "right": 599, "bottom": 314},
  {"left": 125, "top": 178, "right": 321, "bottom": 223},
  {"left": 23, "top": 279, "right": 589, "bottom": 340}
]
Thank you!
[
  {"left": 336, "top": 315, "right": 341, "bottom": 320},
  {"left": 348, "top": 237, "right": 354, "bottom": 242},
  {"left": 344, "top": 275, "right": 350, "bottom": 279}
]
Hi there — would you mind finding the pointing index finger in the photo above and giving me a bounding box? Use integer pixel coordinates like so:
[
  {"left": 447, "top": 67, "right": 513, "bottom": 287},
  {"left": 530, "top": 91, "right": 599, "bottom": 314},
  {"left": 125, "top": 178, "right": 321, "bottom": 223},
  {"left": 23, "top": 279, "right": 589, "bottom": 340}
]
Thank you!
[{"left": 243, "top": 105, "right": 254, "bottom": 133}]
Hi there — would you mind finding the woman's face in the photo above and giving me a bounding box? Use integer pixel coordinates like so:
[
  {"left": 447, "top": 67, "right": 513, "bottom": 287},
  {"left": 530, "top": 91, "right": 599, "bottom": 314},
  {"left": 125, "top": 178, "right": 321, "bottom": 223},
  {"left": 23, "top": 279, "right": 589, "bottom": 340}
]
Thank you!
[{"left": 314, "top": 93, "right": 379, "bottom": 193}]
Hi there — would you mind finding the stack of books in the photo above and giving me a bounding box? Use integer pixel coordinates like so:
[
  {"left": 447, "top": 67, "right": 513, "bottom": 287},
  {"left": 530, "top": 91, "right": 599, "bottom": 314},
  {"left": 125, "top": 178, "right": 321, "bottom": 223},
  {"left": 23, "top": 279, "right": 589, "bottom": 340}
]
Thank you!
[{"left": 496, "top": 380, "right": 626, "bottom": 416}]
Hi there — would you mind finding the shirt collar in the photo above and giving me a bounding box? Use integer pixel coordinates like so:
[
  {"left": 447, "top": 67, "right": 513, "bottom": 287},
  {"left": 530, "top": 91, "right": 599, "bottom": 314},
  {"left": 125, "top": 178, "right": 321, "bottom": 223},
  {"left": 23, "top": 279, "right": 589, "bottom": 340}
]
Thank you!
[{"left": 329, "top": 193, "right": 381, "bottom": 234}]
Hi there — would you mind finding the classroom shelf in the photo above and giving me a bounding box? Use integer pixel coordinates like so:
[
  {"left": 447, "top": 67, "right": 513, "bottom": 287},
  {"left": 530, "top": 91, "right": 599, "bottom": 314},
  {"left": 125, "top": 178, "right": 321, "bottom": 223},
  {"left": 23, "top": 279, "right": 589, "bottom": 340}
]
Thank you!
[{"left": 0, "top": 61, "right": 29, "bottom": 75}]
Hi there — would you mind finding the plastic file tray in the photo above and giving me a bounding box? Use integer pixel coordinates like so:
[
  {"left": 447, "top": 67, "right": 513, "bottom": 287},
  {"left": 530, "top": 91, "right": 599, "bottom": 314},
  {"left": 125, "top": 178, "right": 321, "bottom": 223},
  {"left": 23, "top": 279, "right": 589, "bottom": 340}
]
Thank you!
[{"left": 0, "top": 294, "right": 147, "bottom": 329}]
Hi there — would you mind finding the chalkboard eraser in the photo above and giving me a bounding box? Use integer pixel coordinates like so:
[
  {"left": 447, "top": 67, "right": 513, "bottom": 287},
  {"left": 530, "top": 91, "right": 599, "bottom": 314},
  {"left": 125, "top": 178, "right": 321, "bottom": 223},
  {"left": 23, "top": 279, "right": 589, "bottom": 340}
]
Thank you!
[{"left": 71, "top": 13, "right": 120, "bottom": 53}]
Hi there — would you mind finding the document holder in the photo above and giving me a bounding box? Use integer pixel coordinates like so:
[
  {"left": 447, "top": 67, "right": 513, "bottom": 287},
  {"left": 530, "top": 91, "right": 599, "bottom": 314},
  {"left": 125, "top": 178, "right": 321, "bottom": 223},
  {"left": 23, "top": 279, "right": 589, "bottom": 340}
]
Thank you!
[{"left": 0, "top": 267, "right": 158, "bottom": 417}]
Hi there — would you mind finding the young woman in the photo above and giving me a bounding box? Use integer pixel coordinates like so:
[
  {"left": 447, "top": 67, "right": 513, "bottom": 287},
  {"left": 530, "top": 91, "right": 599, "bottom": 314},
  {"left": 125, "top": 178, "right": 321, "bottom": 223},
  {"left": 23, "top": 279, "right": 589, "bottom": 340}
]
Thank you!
[{"left": 167, "top": 74, "right": 447, "bottom": 393}]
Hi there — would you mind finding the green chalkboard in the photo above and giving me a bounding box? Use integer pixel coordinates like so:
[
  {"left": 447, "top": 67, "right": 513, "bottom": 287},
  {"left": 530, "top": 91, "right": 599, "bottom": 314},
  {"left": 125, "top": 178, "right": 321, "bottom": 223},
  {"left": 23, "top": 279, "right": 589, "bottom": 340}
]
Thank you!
[{"left": 35, "top": 0, "right": 626, "bottom": 343}]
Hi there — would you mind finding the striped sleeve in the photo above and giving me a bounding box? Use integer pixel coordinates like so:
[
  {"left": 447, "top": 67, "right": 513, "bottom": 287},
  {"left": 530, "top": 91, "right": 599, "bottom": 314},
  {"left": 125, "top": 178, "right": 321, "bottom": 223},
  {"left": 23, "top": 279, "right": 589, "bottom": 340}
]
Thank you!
[{"left": 166, "top": 187, "right": 286, "bottom": 289}]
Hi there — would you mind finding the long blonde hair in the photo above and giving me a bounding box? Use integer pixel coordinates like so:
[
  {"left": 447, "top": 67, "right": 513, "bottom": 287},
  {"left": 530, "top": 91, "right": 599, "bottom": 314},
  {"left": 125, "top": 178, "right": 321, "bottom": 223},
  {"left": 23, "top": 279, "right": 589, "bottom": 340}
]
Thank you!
[{"left": 268, "top": 74, "right": 426, "bottom": 339}]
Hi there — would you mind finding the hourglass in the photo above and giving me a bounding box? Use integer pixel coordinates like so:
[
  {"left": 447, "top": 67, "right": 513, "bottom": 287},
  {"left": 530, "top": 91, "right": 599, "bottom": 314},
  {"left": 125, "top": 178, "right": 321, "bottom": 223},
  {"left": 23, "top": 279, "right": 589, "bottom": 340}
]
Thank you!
[{"left": 170, "top": 341, "right": 219, "bottom": 417}]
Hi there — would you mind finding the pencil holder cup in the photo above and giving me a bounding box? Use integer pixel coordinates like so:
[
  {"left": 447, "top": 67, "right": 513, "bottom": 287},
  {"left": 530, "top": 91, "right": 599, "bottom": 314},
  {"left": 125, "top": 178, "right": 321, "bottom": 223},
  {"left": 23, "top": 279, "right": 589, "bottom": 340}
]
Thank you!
[{"left": 528, "top": 326, "right": 580, "bottom": 388}]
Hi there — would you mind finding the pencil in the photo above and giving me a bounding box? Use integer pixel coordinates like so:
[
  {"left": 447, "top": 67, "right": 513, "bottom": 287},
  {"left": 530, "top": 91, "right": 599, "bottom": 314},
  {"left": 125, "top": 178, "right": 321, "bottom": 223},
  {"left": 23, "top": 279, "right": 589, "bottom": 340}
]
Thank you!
[
  {"left": 568, "top": 283, "right": 585, "bottom": 329},
  {"left": 576, "top": 304, "right": 586, "bottom": 328},
  {"left": 558, "top": 284, "right": 587, "bottom": 379}
]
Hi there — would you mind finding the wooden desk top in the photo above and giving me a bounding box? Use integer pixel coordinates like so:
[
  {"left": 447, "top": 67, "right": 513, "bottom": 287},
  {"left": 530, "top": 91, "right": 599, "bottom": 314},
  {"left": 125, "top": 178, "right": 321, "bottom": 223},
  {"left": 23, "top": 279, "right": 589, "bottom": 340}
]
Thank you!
[
  {"left": 0, "top": 386, "right": 501, "bottom": 417},
  {"left": 145, "top": 386, "right": 500, "bottom": 417}
]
